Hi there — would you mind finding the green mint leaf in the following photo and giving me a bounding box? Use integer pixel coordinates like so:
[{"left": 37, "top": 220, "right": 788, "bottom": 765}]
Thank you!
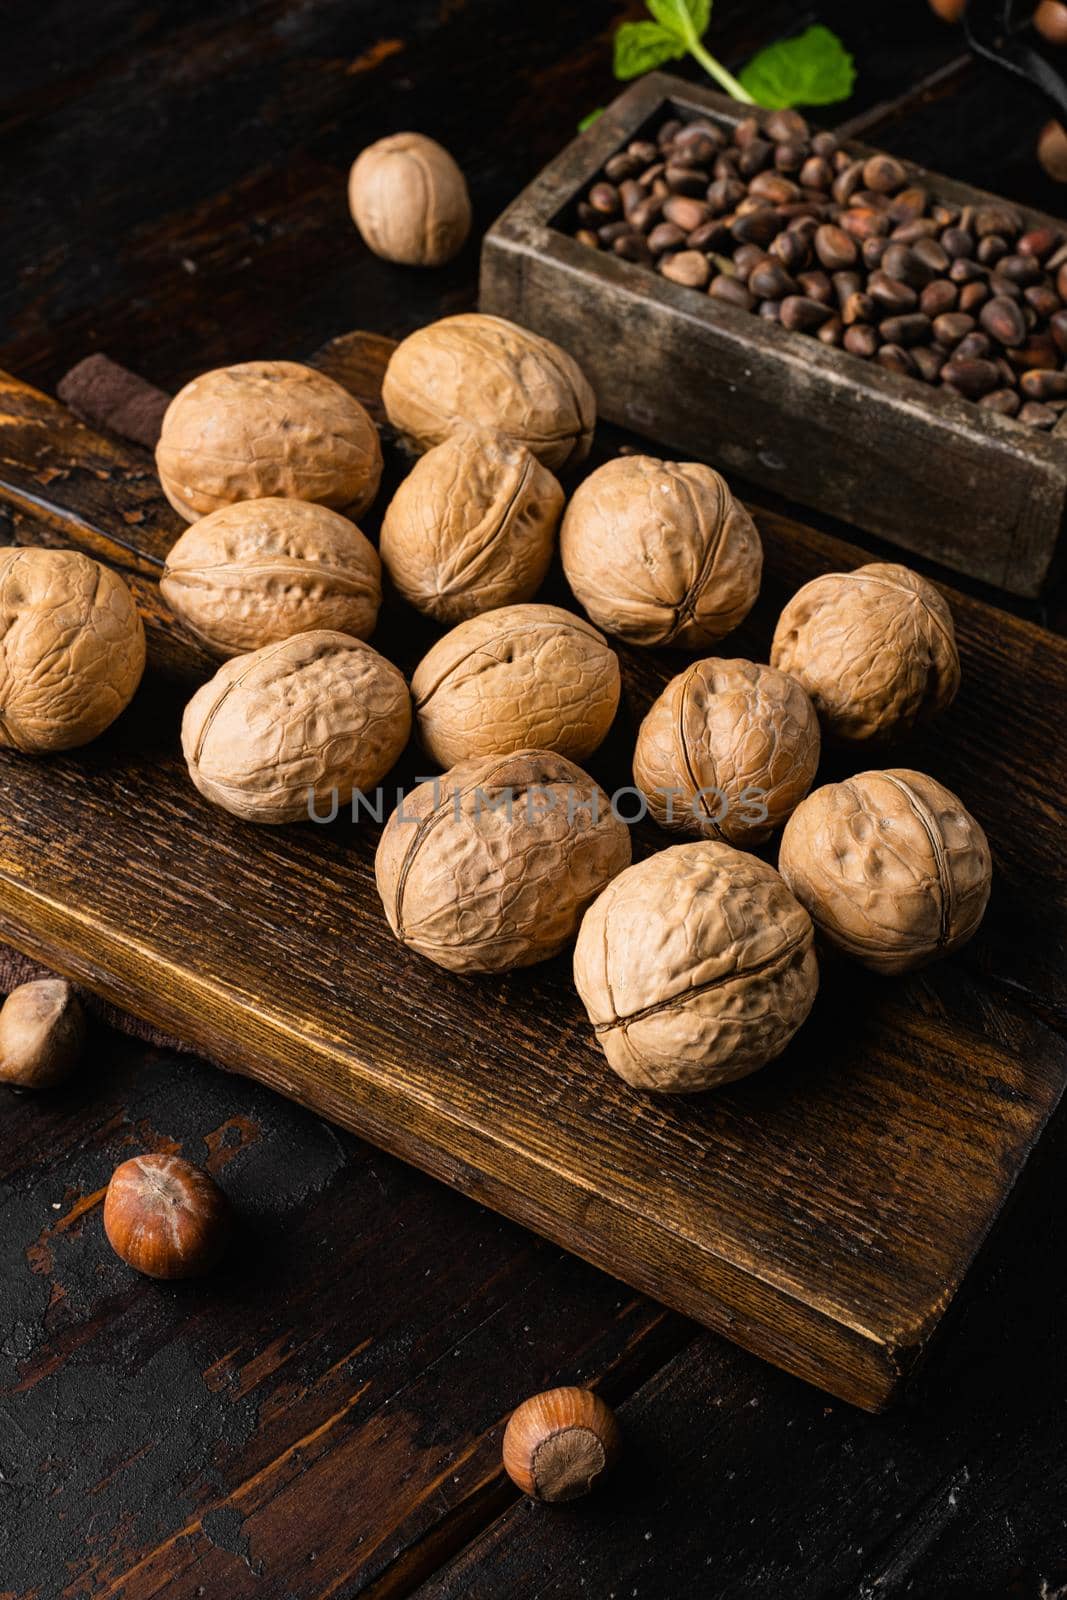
[
  {"left": 613, "top": 20, "right": 686, "bottom": 80},
  {"left": 738, "top": 24, "right": 855, "bottom": 109},
  {"left": 647, "top": 0, "right": 711, "bottom": 41},
  {"left": 578, "top": 108, "right": 605, "bottom": 131}
]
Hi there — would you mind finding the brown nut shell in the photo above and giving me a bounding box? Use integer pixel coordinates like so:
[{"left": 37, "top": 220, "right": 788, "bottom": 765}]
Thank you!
[
  {"left": 161, "top": 498, "right": 381, "bottom": 658},
  {"left": 502, "top": 1387, "right": 621, "bottom": 1503},
  {"left": 104, "top": 1154, "right": 229, "bottom": 1279},
  {"left": 411, "top": 603, "right": 620, "bottom": 769},
  {"left": 375, "top": 749, "right": 631, "bottom": 972},
  {"left": 0, "top": 980, "right": 86, "bottom": 1089},
  {"left": 573, "top": 842, "right": 818, "bottom": 1093},
  {"left": 348, "top": 132, "right": 471, "bottom": 266},
  {"left": 770, "top": 562, "right": 960, "bottom": 742},
  {"left": 0, "top": 547, "right": 146, "bottom": 754},
  {"left": 778, "top": 768, "right": 991, "bottom": 974},
  {"left": 633, "top": 658, "right": 820, "bottom": 844},
  {"left": 560, "top": 457, "right": 762, "bottom": 648},
  {"left": 182, "top": 630, "right": 411, "bottom": 824},
  {"left": 156, "top": 361, "right": 383, "bottom": 522},
  {"left": 381, "top": 314, "right": 596, "bottom": 469},
  {"left": 380, "top": 429, "right": 562, "bottom": 623}
]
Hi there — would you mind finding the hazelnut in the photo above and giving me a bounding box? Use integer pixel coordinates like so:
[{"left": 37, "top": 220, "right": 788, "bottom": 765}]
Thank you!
[
  {"left": 156, "top": 361, "right": 383, "bottom": 522},
  {"left": 560, "top": 457, "right": 762, "bottom": 648},
  {"left": 502, "top": 1387, "right": 621, "bottom": 1503},
  {"left": 380, "top": 429, "right": 562, "bottom": 623},
  {"left": 375, "top": 749, "right": 631, "bottom": 972},
  {"left": 382, "top": 314, "right": 596, "bottom": 470},
  {"left": 103, "top": 1154, "right": 229, "bottom": 1278},
  {"left": 779, "top": 769, "right": 992, "bottom": 974},
  {"left": 411, "top": 603, "right": 620, "bottom": 769},
  {"left": 573, "top": 842, "right": 818, "bottom": 1093},
  {"left": 770, "top": 563, "right": 960, "bottom": 743},
  {"left": 161, "top": 498, "right": 381, "bottom": 658},
  {"left": 0, "top": 980, "right": 86, "bottom": 1089},
  {"left": 348, "top": 132, "right": 471, "bottom": 267},
  {"left": 182, "top": 630, "right": 411, "bottom": 824},
  {"left": 633, "top": 658, "right": 820, "bottom": 844},
  {"left": 0, "top": 547, "right": 145, "bottom": 753}
]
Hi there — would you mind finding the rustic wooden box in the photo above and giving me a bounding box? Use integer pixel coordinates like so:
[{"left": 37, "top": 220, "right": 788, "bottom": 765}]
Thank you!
[{"left": 480, "top": 72, "right": 1067, "bottom": 598}]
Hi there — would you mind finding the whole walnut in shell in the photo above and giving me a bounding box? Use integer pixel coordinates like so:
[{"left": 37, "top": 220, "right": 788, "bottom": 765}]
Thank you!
[
  {"left": 380, "top": 429, "right": 562, "bottom": 623},
  {"left": 573, "top": 842, "right": 818, "bottom": 1093},
  {"left": 182, "top": 630, "right": 410, "bottom": 824},
  {"left": 0, "top": 547, "right": 145, "bottom": 754},
  {"left": 633, "top": 658, "right": 820, "bottom": 844},
  {"left": 156, "top": 361, "right": 383, "bottom": 522},
  {"left": 560, "top": 457, "right": 762, "bottom": 648},
  {"left": 161, "top": 498, "right": 381, "bottom": 658},
  {"left": 382, "top": 314, "right": 596, "bottom": 470},
  {"left": 375, "top": 749, "right": 631, "bottom": 972},
  {"left": 348, "top": 132, "right": 471, "bottom": 266},
  {"left": 778, "top": 769, "right": 991, "bottom": 975},
  {"left": 770, "top": 563, "right": 960, "bottom": 743},
  {"left": 412, "top": 603, "right": 620, "bottom": 769}
]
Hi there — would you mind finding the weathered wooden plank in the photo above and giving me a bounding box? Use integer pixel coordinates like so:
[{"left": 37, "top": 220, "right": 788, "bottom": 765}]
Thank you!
[
  {"left": 0, "top": 1030, "right": 689, "bottom": 1600},
  {"left": 480, "top": 73, "right": 1067, "bottom": 597},
  {"left": 416, "top": 1104, "right": 1067, "bottom": 1600},
  {"left": 1, "top": 365, "right": 1065, "bottom": 1411}
]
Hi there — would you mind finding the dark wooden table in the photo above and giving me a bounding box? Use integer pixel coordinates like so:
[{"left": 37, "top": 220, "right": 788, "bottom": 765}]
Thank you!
[{"left": 2, "top": 3, "right": 1065, "bottom": 1597}]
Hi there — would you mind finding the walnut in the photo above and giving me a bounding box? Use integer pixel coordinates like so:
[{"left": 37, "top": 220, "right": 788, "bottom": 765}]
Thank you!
[
  {"left": 379, "top": 429, "right": 562, "bottom": 623},
  {"left": 778, "top": 768, "right": 991, "bottom": 974},
  {"left": 348, "top": 132, "right": 471, "bottom": 266},
  {"left": 375, "top": 749, "right": 631, "bottom": 972},
  {"left": 573, "top": 842, "right": 818, "bottom": 1093},
  {"left": 770, "top": 563, "right": 960, "bottom": 743},
  {"left": 381, "top": 314, "right": 596, "bottom": 470},
  {"left": 161, "top": 497, "right": 381, "bottom": 658},
  {"left": 411, "top": 603, "right": 620, "bottom": 769},
  {"left": 633, "top": 658, "right": 820, "bottom": 844},
  {"left": 0, "top": 547, "right": 145, "bottom": 754},
  {"left": 182, "top": 630, "right": 410, "bottom": 824},
  {"left": 560, "top": 456, "right": 762, "bottom": 648},
  {"left": 156, "top": 361, "right": 383, "bottom": 522}
]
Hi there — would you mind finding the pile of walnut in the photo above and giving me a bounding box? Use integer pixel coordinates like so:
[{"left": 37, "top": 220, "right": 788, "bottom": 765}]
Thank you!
[{"left": 1, "top": 309, "right": 991, "bottom": 1105}]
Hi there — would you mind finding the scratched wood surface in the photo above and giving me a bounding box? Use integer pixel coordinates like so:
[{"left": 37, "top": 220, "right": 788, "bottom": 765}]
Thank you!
[
  {"left": 2, "top": 350, "right": 1066, "bottom": 1414},
  {"left": 2, "top": 2, "right": 1066, "bottom": 1598}
]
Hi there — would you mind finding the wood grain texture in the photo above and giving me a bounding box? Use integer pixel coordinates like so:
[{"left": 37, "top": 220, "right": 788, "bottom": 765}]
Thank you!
[
  {"left": 1, "top": 361, "right": 1065, "bottom": 1412},
  {"left": 480, "top": 74, "right": 1067, "bottom": 598},
  {"left": 0, "top": 1030, "right": 689, "bottom": 1600}
]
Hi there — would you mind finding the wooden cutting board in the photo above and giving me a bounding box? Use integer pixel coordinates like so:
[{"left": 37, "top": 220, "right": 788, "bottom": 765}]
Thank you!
[{"left": 0, "top": 341, "right": 1064, "bottom": 1412}]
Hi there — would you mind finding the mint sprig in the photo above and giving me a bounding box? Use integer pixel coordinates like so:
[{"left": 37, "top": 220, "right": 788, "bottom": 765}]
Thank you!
[{"left": 612, "top": 2, "right": 855, "bottom": 111}]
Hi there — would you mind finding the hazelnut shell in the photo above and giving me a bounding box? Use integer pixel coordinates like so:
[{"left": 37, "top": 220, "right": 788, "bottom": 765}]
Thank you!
[
  {"left": 156, "top": 361, "right": 383, "bottom": 522},
  {"left": 502, "top": 1387, "right": 621, "bottom": 1502},
  {"left": 182, "top": 630, "right": 411, "bottom": 824},
  {"left": 778, "top": 768, "right": 992, "bottom": 974},
  {"left": 382, "top": 314, "right": 596, "bottom": 470},
  {"left": 573, "top": 841, "right": 818, "bottom": 1093},
  {"left": 560, "top": 456, "right": 762, "bottom": 648},
  {"left": 375, "top": 749, "right": 631, "bottom": 972},
  {"left": 103, "top": 1154, "right": 229, "bottom": 1278},
  {"left": 0, "top": 547, "right": 145, "bottom": 754},
  {"left": 633, "top": 658, "right": 820, "bottom": 843},
  {"left": 380, "top": 429, "right": 563, "bottom": 623},
  {"left": 411, "top": 603, "right": 620, "bottom": 769},
  {"left": 161, "top": 498, "right": 382, "bottom": 658},
  {"left": 0, "top": 979, "right": 86, "bottom": 1089},
  {"left": 348, "top": 132, "right": 471, "bottom": 266},
  {"left": 770, "top": 562, "right": 960, "bottom": 743}
]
